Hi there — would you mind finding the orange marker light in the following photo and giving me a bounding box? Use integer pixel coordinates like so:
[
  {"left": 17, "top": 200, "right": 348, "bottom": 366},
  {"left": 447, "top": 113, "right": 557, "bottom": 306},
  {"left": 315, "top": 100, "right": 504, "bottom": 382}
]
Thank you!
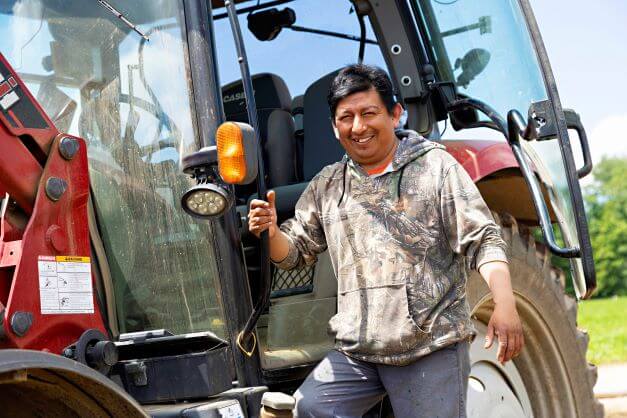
[{"left": 217, "top": 122, "right": 247, "bottom": 184}]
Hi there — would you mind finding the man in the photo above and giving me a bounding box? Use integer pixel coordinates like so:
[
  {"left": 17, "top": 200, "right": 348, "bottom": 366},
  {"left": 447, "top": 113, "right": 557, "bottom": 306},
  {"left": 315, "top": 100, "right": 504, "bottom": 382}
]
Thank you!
[{"left": 248, "top": 64, "right": 524, "bottom": 418}]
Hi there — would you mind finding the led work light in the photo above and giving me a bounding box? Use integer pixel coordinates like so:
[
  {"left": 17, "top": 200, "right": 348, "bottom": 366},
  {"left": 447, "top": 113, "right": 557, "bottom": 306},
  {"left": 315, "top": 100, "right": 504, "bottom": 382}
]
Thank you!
[{"left": 181, "top": 121, "right": 258, "bottom": 219}]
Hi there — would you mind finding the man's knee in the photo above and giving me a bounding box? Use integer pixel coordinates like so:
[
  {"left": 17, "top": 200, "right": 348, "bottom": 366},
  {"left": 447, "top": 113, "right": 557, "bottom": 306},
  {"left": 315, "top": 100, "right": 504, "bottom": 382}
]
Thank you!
[{"left": 294, "top": 389, "right": 331, "bottom": 418}]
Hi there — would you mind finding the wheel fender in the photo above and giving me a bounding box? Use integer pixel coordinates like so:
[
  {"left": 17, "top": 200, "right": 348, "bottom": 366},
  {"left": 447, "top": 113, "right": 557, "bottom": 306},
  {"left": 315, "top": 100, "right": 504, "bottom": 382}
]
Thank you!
[{"left": 0, "top": 349, "right": 147, "bottom": 417}]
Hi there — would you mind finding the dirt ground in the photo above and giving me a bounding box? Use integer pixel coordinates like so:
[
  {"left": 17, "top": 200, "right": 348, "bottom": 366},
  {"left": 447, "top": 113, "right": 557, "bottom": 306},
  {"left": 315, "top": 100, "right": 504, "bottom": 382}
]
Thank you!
[
  {"left": 600, "top": 397, "right": 627, "bottom": 418},
  {"left": 595, "top": 363, "right": 627, "bottom": 417}
]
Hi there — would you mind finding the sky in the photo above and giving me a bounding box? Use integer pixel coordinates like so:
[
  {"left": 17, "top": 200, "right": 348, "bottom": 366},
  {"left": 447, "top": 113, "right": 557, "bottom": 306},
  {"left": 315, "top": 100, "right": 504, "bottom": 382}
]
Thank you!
[{"left": 530, "top": 0, "right": 627, "bottom": 167}]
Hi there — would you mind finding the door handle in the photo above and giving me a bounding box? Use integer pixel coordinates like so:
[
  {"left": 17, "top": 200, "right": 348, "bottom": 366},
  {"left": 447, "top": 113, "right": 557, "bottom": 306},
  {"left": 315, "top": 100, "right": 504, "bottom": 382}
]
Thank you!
[{"left": 563, "top": 109, "right": 593, "bottom": 179}]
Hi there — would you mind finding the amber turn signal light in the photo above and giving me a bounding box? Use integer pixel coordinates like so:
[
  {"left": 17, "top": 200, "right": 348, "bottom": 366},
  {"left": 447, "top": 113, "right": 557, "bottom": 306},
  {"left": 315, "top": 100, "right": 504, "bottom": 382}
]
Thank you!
[{"left": 216, "top": 122, "right": 258, "bottom": 185}]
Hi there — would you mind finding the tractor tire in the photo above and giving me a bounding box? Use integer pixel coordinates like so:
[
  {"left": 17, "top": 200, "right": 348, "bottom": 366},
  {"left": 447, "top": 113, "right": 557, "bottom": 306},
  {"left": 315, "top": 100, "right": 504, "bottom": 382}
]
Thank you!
[
  {"left": 0, "top": 349, "right": 147, "bottom": 418},
  {"left": 464, "top": 212, "right": 603, "bottom": 418}
]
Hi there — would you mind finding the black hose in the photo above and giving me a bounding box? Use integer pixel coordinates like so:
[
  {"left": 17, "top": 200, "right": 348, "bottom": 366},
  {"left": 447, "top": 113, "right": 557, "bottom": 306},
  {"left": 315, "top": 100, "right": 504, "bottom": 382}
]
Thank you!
[{"left": 358, "top": 14, "right": 366, "bottom": 64}]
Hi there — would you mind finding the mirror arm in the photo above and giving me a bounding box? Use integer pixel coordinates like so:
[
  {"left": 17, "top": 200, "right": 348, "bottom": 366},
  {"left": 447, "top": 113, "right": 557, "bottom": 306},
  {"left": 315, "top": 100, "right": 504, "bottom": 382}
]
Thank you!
[
  {"left": 288, "top": 25, "right": 377, "bottom": 45},
  {"left": 507, "top": 110, "right": 581, "bottom": 258},
  {"left": 563, "top": 109, "right": 593, "bottom": 179},
  {"left": 447, "top": 97, "right": 507, "bottom": 134},
  {"left": 225, "top": 0, "right": 271, "bottom": 358},
  {"left": 357, "top": 14, "right": 366, "bottom": 64}
]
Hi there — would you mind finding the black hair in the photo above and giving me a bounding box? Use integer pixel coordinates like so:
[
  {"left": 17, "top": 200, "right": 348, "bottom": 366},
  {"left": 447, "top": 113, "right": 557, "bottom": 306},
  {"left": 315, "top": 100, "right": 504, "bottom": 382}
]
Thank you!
[{"left": 327, "top": 64, "right": 397, "bottom": 118}]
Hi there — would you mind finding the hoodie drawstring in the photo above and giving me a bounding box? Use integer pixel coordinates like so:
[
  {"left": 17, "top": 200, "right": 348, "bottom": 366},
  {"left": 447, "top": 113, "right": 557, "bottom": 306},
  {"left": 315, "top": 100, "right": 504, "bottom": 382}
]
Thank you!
[
  {"left": 397, "top": 165, "right": 405, "bottom": 201},
  {"left": 337, "top": 161, "right": 348, "bottom": 207}
]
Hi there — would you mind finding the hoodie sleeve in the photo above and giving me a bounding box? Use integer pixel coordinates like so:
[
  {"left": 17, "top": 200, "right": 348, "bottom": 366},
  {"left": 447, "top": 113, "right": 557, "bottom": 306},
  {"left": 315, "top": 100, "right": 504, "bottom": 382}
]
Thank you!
[
  {"left": 273, "top": 178, "right": 328, "bottom": 271},
  {"left": 439, "top": 162, "right": 508, "bottom": 270}
]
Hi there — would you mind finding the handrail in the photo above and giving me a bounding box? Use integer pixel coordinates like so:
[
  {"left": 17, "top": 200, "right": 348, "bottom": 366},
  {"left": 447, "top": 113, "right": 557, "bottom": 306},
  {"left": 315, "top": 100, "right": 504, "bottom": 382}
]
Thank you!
[
  {"left": 507, "top": 109, "right": 580, "bottom": 258},
  {"left": 447, "top": 98, "right": 580, "bottom": 258}
]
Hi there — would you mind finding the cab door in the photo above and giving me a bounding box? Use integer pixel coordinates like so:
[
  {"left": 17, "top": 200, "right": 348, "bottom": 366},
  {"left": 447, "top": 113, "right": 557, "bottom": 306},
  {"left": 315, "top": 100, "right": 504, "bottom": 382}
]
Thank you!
[{"left": 407, "top": 0, "right": 595, "bottom": 298}]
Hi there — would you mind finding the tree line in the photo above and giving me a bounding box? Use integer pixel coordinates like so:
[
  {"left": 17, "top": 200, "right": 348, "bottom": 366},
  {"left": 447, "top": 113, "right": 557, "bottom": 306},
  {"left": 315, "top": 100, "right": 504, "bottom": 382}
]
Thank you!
[{"left": 541, "top": 157, "right": 627, "bottom": 298}]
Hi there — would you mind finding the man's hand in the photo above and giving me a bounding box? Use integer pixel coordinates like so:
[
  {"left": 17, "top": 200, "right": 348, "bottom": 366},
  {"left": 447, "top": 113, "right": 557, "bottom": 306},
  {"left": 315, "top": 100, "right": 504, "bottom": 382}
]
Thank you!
[
  {"left": 248, "top": 190, "right": 278, "bottom": 238},
  {"left": 484, "top": 299, "right": 524, "bottom": 364},
  {"left": 479, "top": 261, "right": 524, "bottom": 364}
]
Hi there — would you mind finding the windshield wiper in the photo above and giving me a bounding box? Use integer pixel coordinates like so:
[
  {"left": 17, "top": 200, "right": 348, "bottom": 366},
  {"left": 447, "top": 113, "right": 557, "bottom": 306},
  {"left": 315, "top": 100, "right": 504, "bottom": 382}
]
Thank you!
[{"left": 97, "top": 0, "right": 149, "bottom": 41}]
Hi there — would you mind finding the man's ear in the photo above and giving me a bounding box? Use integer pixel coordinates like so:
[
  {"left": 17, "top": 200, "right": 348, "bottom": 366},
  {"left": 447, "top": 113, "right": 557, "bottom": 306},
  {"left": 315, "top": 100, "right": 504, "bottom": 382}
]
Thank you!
[
  {"left": 392, "top": 103, "right": 404, "bottom": 127},
  {"left": 332, "top": 120, "right": 340, "bottom": 139}
]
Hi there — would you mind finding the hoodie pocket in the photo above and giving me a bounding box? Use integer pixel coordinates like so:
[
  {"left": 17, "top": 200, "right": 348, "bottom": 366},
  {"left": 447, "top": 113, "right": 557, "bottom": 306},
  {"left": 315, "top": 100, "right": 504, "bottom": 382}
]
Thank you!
[{"left": 330, "top": 283, "right": 424, "bottom": 355}]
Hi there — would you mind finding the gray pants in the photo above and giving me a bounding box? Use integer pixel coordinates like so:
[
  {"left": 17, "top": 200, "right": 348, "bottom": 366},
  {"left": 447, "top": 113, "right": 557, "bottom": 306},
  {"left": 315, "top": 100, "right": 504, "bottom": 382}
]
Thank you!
[{"left": 294, "top": 342, "right": 470, "bottom": 418}]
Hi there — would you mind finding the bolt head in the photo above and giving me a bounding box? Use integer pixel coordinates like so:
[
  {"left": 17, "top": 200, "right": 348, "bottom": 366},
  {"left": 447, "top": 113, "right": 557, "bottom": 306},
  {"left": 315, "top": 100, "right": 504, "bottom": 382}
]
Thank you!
[
  {"left": 45, "top": 177, "right": 68, "bottom": 201},
  {"left": 10, "top": 311, "right": 33, "bottom": 337},
  {"left": 59, "top": 137, "right": 79, "bottom": 160}
]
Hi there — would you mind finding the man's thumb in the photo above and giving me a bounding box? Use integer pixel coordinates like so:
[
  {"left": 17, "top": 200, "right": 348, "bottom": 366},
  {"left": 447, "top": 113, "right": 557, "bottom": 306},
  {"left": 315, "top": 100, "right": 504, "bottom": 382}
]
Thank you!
[
  {"left": 267, "top": 190, "right": 276, "bottom": 209},
  {"left": 484, "top": 323, "right": 495, "bottom": 349}
]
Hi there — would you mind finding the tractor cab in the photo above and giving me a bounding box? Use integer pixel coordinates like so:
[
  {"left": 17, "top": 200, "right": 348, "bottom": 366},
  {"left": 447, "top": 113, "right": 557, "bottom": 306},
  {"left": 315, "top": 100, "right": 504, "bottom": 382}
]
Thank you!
[{"left": 0, "top": 0, "right": 599, "bottom": 417}]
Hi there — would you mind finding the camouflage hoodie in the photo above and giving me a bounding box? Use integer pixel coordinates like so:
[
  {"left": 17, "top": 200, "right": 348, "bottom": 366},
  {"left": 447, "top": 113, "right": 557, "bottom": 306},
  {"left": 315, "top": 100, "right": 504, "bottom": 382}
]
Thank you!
[{"left": 276, "top": 130, "right": 508, "bottom": 366}]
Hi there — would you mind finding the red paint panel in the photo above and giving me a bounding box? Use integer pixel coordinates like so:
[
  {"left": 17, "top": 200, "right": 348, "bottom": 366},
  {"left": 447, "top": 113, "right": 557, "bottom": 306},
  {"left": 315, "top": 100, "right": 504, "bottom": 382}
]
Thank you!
[
  {"left": 0, "top": 53, "right": 56, "bottom": 155},
  {"left": 1, "top": 134, "right": 107, "bottom": 353},
  {"left": 0, "top": 240, "right": 21, "bottom": 268},
  {"left": 0, "top": 81, "right": 10, "bottom": 97},
  {"left": 0, "top": 53, "right": 107, "bottom": 353},
  {"left": 0, "top": 122, "right": 41, "bottom": 214}
]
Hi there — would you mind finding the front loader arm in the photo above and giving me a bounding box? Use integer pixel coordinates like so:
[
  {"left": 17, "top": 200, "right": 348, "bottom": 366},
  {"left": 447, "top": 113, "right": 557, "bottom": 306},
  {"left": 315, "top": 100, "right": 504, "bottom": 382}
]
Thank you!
[{"left": 0, "top": 53, "right": 107, "bottom": 353}]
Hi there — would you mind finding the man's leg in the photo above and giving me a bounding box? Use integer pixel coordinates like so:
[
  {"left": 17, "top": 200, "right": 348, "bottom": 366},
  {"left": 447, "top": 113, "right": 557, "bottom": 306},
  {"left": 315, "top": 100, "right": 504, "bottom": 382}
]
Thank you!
[
  {"left": 377, "top": 342, "right": 471, "bottom": 418},
  {"left": 294, "top": 350, "right": 386, "bottom": 418}
]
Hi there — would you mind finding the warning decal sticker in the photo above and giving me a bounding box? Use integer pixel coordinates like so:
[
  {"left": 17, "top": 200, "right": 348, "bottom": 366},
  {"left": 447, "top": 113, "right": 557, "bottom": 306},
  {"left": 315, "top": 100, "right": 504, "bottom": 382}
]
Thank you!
[{"left": 37, "top": 255, "right": 94, "bottom": 314}]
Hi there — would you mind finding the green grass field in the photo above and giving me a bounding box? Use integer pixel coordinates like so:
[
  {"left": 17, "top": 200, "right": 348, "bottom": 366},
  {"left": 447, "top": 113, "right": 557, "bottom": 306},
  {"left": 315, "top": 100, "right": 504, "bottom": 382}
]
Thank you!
[{"left": 577, "top": 296, "right": 627, "bottom": 365}]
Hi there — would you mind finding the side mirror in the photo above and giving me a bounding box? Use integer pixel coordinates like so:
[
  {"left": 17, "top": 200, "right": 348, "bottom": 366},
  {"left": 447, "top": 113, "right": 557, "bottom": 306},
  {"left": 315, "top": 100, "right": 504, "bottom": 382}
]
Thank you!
[
  {"left": 450, "top": 105, "right": 479, "bottom": 131},
  {"left": 247, "top": 7, "right": 296, "bottom": 41}
]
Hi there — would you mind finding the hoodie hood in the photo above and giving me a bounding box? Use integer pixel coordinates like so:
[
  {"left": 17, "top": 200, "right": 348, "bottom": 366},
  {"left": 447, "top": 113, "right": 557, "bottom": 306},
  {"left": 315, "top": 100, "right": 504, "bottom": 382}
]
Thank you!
[
  {"left": 337, "top": 130, "right": 444, "bottom": 205},
  {"left": 391, "top": 129, "right": 444, "bottom": 171}
]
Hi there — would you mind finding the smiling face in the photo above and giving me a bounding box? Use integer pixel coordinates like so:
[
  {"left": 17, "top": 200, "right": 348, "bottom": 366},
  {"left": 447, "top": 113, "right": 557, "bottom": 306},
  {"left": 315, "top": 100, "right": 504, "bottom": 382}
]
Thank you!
[{"left": 332, "top": 87, "right": 403, "bottom": 171}]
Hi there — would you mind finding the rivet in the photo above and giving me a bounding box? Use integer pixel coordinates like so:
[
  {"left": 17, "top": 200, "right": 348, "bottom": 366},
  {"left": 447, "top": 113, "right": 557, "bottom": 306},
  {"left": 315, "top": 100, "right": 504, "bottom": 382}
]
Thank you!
[
  {"left": 10, "top": 311, "right": 33, "bottom": 337},
  {"left": 401, "top": 76, "right": 412, "bottom": 86},
  {"left": 45, "top": 177, "right": 68, "bottom": 202},
  {"left": 391, "top": 44, "right": 402, "bottom": 55},
  {"left": 59, "top": 137, "right": 79, "bottom": 160},
  {"left": 46, "top": 225, "right": 68, "bottom": 252}
]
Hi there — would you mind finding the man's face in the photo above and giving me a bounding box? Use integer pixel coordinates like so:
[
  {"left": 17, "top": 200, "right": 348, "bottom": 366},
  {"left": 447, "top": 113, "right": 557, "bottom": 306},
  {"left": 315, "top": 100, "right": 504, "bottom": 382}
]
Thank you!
[{"left": 332, "top": 87, "right": 403, "bottom": 170}]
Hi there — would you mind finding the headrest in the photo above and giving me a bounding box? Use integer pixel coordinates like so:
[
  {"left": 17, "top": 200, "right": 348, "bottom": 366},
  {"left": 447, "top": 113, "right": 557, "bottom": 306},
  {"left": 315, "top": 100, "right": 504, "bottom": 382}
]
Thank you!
[
  {"left": 302, "top": 70, "right": 345, "bottom": 180},
  {"left": 291, "top": 95, "right": 304, "bottom": 115},
  {"left": 222, "top": 73, "right": 292, "bottom": 117}
]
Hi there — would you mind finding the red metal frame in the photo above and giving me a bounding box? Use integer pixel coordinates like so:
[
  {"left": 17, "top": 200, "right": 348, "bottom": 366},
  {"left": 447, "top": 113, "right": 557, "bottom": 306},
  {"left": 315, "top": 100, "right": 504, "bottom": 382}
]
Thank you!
[{"left": 0, "top": 53, "right": 107, "bottom": 353}]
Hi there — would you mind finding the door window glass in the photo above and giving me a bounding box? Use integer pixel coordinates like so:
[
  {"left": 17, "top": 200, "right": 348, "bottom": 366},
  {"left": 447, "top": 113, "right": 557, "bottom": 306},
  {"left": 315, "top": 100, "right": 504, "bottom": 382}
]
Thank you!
[
  {"left": 412, "top": 0, "right": 585, "bottom": 294},
  {"left": 0, "top": 0, "right": 227, "bottom": 335}
]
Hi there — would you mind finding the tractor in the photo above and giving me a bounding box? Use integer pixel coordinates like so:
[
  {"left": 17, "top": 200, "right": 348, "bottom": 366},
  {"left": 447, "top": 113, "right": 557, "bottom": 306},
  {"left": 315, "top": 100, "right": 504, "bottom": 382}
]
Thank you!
[{"left": 0, "top": 0, "right": 602, "bottom": 416}]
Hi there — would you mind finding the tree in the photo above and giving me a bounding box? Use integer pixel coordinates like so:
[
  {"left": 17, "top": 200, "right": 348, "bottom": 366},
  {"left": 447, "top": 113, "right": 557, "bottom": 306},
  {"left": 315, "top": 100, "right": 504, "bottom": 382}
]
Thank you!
[{"left": 584, "top": 157, "right": 627, "bottom": 297}]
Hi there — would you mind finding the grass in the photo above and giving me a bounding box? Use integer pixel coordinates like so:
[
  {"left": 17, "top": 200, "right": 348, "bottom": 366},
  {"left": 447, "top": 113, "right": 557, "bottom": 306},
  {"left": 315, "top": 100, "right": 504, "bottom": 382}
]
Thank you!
[{"left": 577, "top": 296, "right": 627, "bottom": 365}]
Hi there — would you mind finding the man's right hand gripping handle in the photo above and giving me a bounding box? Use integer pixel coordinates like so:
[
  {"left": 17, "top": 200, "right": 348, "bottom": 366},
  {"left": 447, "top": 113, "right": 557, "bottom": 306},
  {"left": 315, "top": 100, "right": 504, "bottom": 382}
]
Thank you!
[{"left": 248, "top": 190, "right": 291, "bottom": 263}]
